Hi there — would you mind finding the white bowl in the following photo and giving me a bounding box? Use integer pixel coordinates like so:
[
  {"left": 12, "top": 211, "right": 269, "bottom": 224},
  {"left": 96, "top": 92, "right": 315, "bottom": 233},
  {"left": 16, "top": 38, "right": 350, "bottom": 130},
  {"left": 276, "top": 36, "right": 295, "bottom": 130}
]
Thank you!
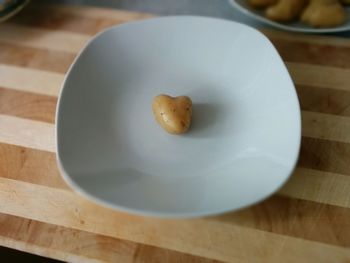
[
  {"left": 229, "top": 0, "right": 350, "bottom": 33},
  {"left": 56, "top": 16, "right": 301, "bottom": 218}
]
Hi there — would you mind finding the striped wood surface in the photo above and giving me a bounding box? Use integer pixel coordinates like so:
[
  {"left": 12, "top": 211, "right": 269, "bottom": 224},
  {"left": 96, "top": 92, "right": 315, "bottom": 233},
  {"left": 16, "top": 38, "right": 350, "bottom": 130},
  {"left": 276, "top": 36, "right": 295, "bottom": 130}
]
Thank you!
[{"left": 0, "top": 3, "right": 350, "bottom": 263}]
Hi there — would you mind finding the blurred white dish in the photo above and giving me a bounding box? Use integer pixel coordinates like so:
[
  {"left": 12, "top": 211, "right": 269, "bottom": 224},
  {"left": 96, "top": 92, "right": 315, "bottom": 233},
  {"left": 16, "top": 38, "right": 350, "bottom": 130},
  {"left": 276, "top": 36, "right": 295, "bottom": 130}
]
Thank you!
[
  {"left": 229, "top": 0, "right": 350, "bottom": 33},
  {"left": 56, "top": 16, "right": 301, "bottom": 218}
]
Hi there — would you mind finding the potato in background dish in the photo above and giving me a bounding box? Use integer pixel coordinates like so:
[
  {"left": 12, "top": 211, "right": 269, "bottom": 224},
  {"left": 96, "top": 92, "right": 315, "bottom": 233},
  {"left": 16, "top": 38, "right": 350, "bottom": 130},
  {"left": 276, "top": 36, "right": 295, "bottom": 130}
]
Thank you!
[
  {"left": 301, "top": 0, "right": 347, "bottom": 27},
  {"left": 265, "top": 0, "right": 308, "bottom": 22}
]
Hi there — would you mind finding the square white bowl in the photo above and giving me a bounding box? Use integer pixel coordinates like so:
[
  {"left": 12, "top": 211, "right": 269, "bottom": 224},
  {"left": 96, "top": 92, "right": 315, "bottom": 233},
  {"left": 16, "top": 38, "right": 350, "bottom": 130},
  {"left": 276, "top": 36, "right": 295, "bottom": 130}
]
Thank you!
[{"left": 56, "top": 16, "right": 301, "bottom": 218}]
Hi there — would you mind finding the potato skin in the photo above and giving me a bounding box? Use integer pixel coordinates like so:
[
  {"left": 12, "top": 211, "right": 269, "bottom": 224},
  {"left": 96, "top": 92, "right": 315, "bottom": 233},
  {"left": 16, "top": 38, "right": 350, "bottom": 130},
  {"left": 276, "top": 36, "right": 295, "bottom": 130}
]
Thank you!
[
  {"left": 152, "top": 95, "right": 192, "bottom": 134},
  {"left": 301, "top": 0, "right": 347, "bottom": 28},
  {"left": 248, "top": 0, "right": 348, "bottom": 27},
  {"left": 265, "top": 0, "right": 308, "bottom": 22}
]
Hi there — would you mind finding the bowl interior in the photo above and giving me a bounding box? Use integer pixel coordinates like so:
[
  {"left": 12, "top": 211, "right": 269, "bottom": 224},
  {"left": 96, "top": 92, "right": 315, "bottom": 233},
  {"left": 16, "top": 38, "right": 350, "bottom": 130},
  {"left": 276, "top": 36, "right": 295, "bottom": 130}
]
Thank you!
[{"left": 57, "top": 17, "right": 301, "bottom": 217}]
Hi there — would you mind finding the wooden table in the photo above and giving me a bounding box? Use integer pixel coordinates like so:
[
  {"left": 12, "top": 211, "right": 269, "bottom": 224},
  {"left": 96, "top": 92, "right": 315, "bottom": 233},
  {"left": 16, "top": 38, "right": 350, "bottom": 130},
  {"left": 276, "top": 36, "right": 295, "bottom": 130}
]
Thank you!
[{"left": 0, "top": 3, "right": 350, "bottom": 262}]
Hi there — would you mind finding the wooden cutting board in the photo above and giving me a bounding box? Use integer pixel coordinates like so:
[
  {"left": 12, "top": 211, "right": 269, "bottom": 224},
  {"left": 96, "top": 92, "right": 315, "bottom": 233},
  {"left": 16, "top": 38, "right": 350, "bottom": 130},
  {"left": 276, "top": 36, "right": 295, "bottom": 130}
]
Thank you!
[{"left": 0, "top": 3, "right": 350, "bottom": 263}]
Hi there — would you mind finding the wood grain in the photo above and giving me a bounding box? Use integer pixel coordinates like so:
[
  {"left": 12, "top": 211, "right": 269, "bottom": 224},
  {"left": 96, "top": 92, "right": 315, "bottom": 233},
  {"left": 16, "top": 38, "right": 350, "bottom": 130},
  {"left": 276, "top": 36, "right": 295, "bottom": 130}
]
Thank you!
[
  {"left": 297, "top": 85, "right": 350, "bottom": 117},
  {"left": 0, "top": 143, "right": 67, "bottom": 189},
  {"left": 302, "top": 111, "right": 350, "bottom": 143},
  {"left": 0, "top": 87, "right": 56, "bottom": 123},
  {"left": 8, "top": 3, "right": 350, "bottom": 71},
  {"left": 0, "top": 42, "right": 75, "bottom": 73},
  {"left": 6, "top": 1, "right": 350, "bottom": 79},
  {"left": 215, "top": 196, "right": 350, "bottom": 247},
  {"left": 10, "top": 6, "right": 127, "bottom": 35},
  {"left": 30, "top": 3, "right": 154, "bottom": 22},
  {"left": 0, "top": 177, "right": 350, "bottom": 263},
  {"left": 262, "top": 28, "right": 350, "bottom": 48},
  {"left": 0, "top": 114, "right": 55, "bottom": 152},
  {"left": 287, "top": 62, "right": 350, "bottom": 91},
  {"left": 279, "top": 167, "right": 350, "bottom": 208},
  {"left": 299, "top": 137, "right": 350, "bottom": 176},
  {"left": 273, "top": 38, "right": 350, "bottom": 68},
  {"left": 0, "top": 176, "right": 341, "bottom": 249},
  {"left": 0, "top": 24, "right": 89, "bottom": 53},
  {"left": 0, "top": 64, "right": 63, "bottom": 96},
  {"left": 0, "top": 213, "right": 218, "bottom": 263}
]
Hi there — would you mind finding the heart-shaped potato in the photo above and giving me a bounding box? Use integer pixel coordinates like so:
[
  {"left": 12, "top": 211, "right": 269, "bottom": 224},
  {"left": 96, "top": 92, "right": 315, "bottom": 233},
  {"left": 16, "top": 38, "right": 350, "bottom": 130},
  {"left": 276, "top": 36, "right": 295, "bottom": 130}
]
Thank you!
[{"left": 152, "top": 94, "right": 192, "bottom": 134}]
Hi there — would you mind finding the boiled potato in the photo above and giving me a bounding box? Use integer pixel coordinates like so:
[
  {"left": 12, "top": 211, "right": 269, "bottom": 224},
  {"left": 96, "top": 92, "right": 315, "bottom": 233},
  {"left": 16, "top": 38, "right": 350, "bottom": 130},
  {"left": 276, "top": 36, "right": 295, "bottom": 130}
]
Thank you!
[
  {"left": 265, "top": 0, "right": 308, "bottom": 22},
  {"left": 152, "top": 94, "right": 192, "bottom": 134},
  {"left": 301, "top": 0, "right": 347, "bottom": 27}
]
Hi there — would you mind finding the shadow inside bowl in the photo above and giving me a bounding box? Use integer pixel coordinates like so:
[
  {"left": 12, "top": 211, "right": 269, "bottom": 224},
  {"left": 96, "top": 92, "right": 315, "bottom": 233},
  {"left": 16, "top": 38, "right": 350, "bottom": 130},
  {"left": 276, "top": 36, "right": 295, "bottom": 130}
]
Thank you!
[{"left": 186, "top": 102, "right": 234, "bottom": 139}]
